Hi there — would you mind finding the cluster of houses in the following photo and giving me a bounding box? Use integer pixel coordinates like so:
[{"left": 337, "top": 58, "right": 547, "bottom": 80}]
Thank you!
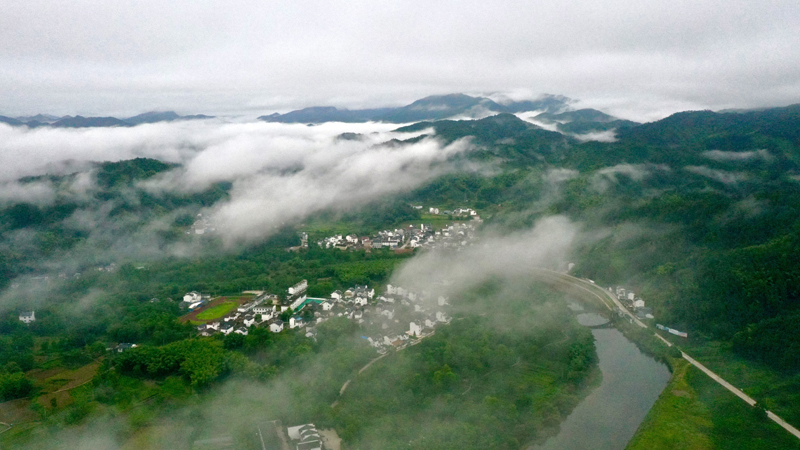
[
  {"left": 615, "top": 286, "right": 654, "bottom": 320},
  {"left": 317, "top": 222, "right": 479, "bottom": 252},
  {"left": 425, "top": 206, "right": 478, "bottom": 218},
  {"left": 95, "top": 263, "right": 117, "bottom": 273},
  {"left": 189, "top": 213, "right": 216, "bottom": 235},
  {"left": 298, "top": 283, "right": 451, "bottom": 354},
  {"left": 190, "top": 279, "right": 453, "bottom": 355}
]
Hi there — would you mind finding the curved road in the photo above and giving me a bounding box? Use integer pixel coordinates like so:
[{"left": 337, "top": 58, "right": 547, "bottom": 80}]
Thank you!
[{"left": 533, "top": 268, "right": 800, "bottom": 441}]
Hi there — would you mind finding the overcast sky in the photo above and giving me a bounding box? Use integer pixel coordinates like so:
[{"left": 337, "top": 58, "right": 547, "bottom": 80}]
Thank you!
[{"left": 1, "top": 0, "right": 799, "bottom": 120}]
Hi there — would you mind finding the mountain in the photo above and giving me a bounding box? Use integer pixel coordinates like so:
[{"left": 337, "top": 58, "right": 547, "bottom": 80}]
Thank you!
[
  {"left": 0, "top": 115, "right": 24, "bottom": 126},
  {"left": 375, "top": 94, "right": 505, "bottom": 122},
  {"left": 51, "top": 116, "right": 130, "bottom": 128},
  {"left": 494, "top": 94, "right": 573, "bottom": 114},
  {"left": 259, "top": 106, "right": 394, "bottom": 123},
  {"left": 14, "top": 114, "right": 61, "bottom": 123},
  {"left": 123, "top": 111, "right": 215, "bottom": 125},
  {"left": 124, "top": 111, "right": 182, "bottom": 125},
  {"left": 259, "top": 93, "right": 574, "bottom": 124},
  {"left": 618, "top": 104, "right": 800, "bottom": 148},
  {"left": 534, "top": 108, "right": 618, "bottom": 124},
  {"left": 526, "top": 108, "right": 640, "bottom": 134},
  {"left": 0, "top": 111, "right": 215, "bottom": 128},
  {"left": 396, "top": 113, "right": 571, "bottom": 165}
]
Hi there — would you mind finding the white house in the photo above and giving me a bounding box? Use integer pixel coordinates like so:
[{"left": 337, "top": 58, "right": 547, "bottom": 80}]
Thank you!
[
  {"left": 18, "top": 311, "right": 35, "bottom": 324},
  {"left": 437, "top": 296, "right": 449, "bottom": 306},
  {"left": 289, "top": 316, "right": 305, "bottom": 329},
  {"left": 288, "top": 280, "right": 308, "bottom": 296},
  {"left": 354, "top": 297, "right": 368, "bottom": 307},
  {"left": 330, "top": 290, "right": 343, "bottom": 301},
  {"left": 627, "top": 292, "right": 636, "bottom": 301},
  {"left": 424, "top": 317, "right": 436, "bottom": 328},
  {"left": 634, "top": 299, "right": 646, "bottom": 309},
  {"left": 237, "top": 302, "right": 255, "bottom": 313},
  {"left": 287, "top": 424, "right": 322, "bottom": 450},
  {"left": 253, "top": 305, "right": 274, "bottom": 316},
  {"left": 436, "top": 311, "right": 449, "bottom": 323},
  {"left": 408, "top": 321, "right": 422, "bottom": 337},
  {"left": 183, "top": 291, "right": 201, "bottom": 303},
  {"left": 220, "top": 322, "right": 234, "bottom": 335},
  {"left": 243, "top": 315, "right": 255, "bottom": 327},
  {"left": 321, "top": 301, "right": 334, "bottom": 311},
  {"left": 269, "top": 319, "right": 285, "bottom": 333},
  {"left": 234, "top": 326, "right": 249, "bottom": 336}
]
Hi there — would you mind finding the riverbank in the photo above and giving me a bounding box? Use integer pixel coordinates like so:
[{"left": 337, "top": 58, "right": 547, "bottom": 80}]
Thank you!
[
  {"left": 625, "top": 358, "right": 714, "bottom": 450},
  {"left": 626, "top": 355, "right": 800, "bottom": 450}
]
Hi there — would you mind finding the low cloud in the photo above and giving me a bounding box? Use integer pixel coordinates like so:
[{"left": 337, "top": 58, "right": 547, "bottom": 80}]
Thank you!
[
  {"left": 569, "top": 130, "right": 618, "bottom": 143},
  {"left": 545, "top": 168, "right": 579, "bottom": 184},
  {"left": 591, "top": 163, "right": 657, "bottom": 192},
  {"left": 207, "top": 136, "right": 470, "bottom": 244},
  {"left": 0, "top": 180, "right": 56, "bottom": 205},
  {"left": 685, "top": 165, "right": 748, "bottom": 184},
  {"left": 702, "top": 149, "right": 772, "bottom": 162},
  {"left": 390, "top": 215, "right": 579, "bottom": 300}
]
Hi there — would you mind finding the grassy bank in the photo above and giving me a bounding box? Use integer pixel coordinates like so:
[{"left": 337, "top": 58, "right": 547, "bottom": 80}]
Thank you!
[
  {"left": 626, "top": 358, "right": 714, "bottom": 450},
  {"left": 626, "top": 351, "right": 800, "bottom": 449}
]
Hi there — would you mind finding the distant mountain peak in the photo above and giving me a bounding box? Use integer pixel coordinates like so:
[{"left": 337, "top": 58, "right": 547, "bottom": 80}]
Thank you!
[{"left": 259, "top": 93, "right": 575, "bottom": 124}]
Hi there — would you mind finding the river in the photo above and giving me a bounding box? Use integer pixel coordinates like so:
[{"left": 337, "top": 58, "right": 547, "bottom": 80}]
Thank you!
[{"left": 530, "top": 308, "right": 671, "bottom": 450}]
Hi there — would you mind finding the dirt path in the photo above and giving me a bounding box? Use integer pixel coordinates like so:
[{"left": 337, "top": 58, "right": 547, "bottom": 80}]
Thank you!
[{"left": 319, "top": 429, "right": 342, "bottom": 450}]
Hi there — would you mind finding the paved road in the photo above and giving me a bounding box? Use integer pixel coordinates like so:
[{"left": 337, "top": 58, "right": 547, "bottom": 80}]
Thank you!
[{"left": 533, "top": 268, "right": 800, "bottom": 441}]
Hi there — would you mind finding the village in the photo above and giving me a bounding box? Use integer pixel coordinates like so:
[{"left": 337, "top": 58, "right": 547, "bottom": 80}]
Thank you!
[
  {"left": 317, "top": 210, "right": 480, "bottom": 253},
  {"left": 188, "top": 278, "right": 451, "bottom": 355}
]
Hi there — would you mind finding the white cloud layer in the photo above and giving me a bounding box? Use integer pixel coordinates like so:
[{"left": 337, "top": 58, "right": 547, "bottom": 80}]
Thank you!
[
  {"left": 0, "top": 0, "right": 798, "bottom": 120},
  {"left": 0, "top": 120, "right": 470, "bottom": 244}
]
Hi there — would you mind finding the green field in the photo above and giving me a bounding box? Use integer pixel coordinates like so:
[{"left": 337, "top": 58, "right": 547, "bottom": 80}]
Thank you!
[
  {"left": 196, "top": 302, "right": 237, "bottom": 320},
  {"left": 626, "top": 357, "right": 800, "bottom": 450}
]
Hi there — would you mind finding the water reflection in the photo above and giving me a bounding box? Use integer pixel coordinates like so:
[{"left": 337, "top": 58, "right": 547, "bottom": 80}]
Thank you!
[{"left": 530, "top": 310, "right": 670, "bottom": 449}]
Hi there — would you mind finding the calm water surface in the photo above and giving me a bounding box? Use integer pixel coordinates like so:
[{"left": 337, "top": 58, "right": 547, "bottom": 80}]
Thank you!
[{"left": 531, "top": 313, "right": 671, "bottom": 450}]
